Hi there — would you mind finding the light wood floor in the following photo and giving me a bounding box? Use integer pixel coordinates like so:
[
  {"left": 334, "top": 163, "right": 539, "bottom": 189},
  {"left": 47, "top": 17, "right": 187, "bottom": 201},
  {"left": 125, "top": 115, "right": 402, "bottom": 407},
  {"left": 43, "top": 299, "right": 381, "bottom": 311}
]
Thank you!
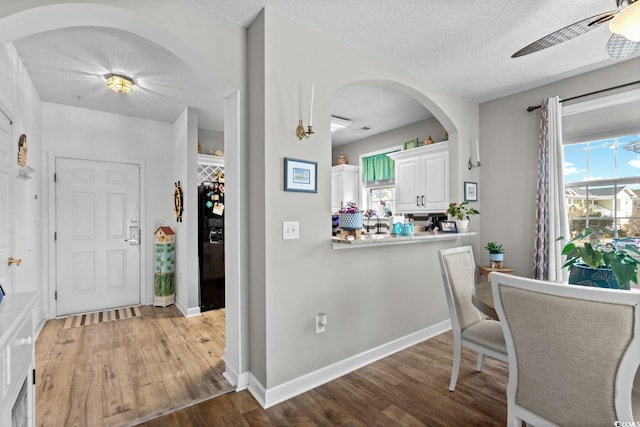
[
  {"left": 35, "top": 305, "right": 233, "bottom": 427},
  {"left": 137, "top": 331, "right": 508, "bottom": 426}
]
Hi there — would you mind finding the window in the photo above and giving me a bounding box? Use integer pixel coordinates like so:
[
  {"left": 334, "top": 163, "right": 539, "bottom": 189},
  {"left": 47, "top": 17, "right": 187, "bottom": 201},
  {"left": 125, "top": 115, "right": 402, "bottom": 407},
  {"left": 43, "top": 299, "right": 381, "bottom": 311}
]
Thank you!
[
  {"left": 368, "top": 187, "right": 395, "bottom": 217},
  {"left": 564, "top": 133, "right": 640, "bottom": 244}
]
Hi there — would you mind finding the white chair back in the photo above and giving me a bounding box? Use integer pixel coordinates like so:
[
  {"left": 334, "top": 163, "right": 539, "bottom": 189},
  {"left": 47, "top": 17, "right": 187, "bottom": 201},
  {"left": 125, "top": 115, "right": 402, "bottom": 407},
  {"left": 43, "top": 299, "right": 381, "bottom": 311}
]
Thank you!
[{"left": 491, "top": 272, "right": 640, "bottom": 426}]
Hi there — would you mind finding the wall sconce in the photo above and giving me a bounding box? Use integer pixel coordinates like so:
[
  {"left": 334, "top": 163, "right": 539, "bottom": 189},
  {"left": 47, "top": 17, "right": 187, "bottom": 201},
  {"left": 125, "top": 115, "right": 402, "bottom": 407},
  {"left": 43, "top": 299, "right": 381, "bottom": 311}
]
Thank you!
[
  {"left": 468, "top": 138, "right": 481, "bottom": 170},
  {"left": 296, "top": 82, "right": 315, "bottom": 140}
]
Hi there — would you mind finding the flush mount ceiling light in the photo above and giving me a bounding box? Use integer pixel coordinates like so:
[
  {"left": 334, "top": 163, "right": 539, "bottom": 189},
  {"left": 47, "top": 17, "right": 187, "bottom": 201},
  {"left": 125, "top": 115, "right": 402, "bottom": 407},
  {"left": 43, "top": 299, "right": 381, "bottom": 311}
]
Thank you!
[
  {"left": 106, "top": 73, "right": 134, "bottom": 94},
  {"left": 610, "top": 1, "right": 640, "bottom": 41},
  {"left": 331, "top": 115, "right": 351, "bottom": 133}
]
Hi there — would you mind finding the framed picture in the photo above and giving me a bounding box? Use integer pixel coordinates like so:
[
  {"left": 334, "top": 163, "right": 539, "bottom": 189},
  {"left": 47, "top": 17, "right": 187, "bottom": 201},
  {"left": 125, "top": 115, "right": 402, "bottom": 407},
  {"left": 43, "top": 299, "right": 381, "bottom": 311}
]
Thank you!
[
  {"left": 403, "top": 138, "right": 419, "bottom": 150},
  {"left": 284, "top": 158, "right": 317, "bottom": 193},
  {"left": 464, "top": 181, "right": 478, "bottom": 202},
  {"left": 440, "top": 220, "right": 458, "bottom": 233}
]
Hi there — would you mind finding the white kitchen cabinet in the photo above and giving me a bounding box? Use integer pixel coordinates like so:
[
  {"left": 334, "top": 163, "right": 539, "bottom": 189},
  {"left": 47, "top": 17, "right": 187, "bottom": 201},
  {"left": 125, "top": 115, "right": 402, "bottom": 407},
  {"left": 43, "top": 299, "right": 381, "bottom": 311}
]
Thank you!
[
  {"left": 0, "top": 292, "right": 38, "bottom": 427},
  {"left": 388, "top": 142, "right": 449, "bottom": 213},
  {"left": 331, "top": 164, "right": 359, "bottom": 213}
]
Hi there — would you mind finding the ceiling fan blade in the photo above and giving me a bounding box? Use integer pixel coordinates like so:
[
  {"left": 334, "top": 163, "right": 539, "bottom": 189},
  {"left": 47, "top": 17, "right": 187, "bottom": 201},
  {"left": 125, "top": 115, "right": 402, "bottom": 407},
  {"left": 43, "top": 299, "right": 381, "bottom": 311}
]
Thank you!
[
  {"left": 607, "top": 33, "right": 640, "bottom": 58},
  {"left": 512, "top": 11, "right": 617, "bottom": 57}
]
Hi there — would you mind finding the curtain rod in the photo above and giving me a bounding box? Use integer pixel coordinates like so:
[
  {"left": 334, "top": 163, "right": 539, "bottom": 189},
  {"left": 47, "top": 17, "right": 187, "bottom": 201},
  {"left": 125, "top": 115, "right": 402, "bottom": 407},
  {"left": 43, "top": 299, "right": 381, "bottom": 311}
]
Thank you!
[{"left": 526, "top": 79, "right": 640, "bottom": 112}]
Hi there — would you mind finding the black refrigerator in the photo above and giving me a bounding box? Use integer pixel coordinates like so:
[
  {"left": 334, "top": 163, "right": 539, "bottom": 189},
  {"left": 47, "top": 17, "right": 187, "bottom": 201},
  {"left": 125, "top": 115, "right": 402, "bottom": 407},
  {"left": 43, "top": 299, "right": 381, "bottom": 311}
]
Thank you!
[{"left": 198, "top": 179, "right": 225, "bottom": 312}]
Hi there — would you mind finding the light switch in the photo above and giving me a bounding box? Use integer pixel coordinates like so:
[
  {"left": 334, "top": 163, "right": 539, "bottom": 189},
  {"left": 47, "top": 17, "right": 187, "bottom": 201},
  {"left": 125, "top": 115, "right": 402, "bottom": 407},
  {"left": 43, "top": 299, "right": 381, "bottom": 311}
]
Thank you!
[{"left": 283, "top": 221, "right": 299, "bottom": 240}]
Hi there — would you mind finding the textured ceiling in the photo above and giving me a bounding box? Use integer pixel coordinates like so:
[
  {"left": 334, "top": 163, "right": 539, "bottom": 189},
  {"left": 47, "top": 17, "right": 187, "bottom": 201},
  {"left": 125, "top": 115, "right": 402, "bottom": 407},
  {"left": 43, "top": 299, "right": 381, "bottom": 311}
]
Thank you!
[{"left": 7, "top": 1, "right": 640, "bottom": 145}]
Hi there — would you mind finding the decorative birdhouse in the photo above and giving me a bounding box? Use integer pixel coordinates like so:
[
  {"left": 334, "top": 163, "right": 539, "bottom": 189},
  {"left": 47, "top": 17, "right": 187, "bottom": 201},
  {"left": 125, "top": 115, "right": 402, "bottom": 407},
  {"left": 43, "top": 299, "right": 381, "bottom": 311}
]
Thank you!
[
  {"left": 154, "top": 226, "right": 175, "bottom": 307},
  {"left": 154, "top": 226, "right": 175, "bottom": 243}
]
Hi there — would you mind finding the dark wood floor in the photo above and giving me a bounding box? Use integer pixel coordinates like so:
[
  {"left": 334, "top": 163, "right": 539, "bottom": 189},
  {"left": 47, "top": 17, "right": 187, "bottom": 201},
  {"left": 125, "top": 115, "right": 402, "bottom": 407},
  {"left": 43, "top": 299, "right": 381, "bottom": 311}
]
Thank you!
[
  {"left": 36, "top": 305, "right": 233, "bottom": 427},
  {"left": 137, "top": 331, "right": 508, "bottom": 426}
]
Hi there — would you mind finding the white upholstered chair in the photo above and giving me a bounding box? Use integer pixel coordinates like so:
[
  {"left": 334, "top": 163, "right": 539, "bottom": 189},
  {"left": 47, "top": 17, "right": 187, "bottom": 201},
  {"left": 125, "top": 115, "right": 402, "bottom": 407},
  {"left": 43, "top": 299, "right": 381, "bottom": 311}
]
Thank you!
[
  {"left": 438, "top": 246, "right": 508, "bottom": 391},
  {"left": 491, "top": 272, "right": 640, "bottom": 426}
]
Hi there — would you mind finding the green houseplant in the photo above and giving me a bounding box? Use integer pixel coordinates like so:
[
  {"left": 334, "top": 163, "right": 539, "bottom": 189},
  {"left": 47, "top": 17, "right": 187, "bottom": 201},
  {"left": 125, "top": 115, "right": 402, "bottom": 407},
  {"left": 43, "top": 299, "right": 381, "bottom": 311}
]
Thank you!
[
  {"left": 485, "top": 242, "right": 504, "bottom": 263},
  {"left": 558, "top": 227, "right": 640, "bottom": 290},
  {"left": 447, "top": 201, "right": 479, "bottom": 232}
]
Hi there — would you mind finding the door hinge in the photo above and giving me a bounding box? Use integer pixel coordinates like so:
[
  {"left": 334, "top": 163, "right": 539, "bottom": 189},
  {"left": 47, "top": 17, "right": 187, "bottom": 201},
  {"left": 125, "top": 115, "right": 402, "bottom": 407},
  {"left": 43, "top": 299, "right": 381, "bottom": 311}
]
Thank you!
[
  {"left": 53, "top": 172, "right": 57, "bottom": 182},
  {"left": 33, "top": 369, "right": 36, "bottom": 385},
  {"left": 55, "top": 291, "right": 57, "bottom": 300},
  {"left": 54, "top": 232, "right": 57, "bottom": 241}
]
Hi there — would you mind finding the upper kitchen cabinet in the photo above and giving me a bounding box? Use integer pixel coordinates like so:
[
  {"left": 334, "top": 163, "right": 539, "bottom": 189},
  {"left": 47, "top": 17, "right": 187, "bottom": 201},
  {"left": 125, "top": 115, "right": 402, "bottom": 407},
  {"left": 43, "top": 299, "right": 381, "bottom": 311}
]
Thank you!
[
  {"left": 388, "top": 142, "right": 449, "bottom": 213},
  {"left": 331, "top": 164, "right": 359, "bottom": 213}
]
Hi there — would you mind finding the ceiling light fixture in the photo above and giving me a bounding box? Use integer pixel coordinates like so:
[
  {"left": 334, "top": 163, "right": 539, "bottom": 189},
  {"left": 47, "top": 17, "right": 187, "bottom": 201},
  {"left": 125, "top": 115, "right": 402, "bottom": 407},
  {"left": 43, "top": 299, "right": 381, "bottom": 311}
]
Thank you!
[
  {"left": 106, "top": 73, "right": 135, "bottom": 94},
  {"left": 331, "top": 116, "right": 351, "bottom": 133},
  {"left": 610, "top": 1, "right": 640, "bottom": 42}
]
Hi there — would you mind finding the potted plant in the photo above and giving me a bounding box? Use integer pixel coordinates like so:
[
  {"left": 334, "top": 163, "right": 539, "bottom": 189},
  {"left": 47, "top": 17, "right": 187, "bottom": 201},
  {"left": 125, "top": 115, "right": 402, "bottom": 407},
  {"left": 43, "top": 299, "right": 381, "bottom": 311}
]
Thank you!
[
  {"left": 558, "top": 227, "right": 640, "bottom": 290},
  {"left": 447, "top": 201, "right": 479, "bottom": 232},
  {"left": 485, "top": 242, "right": 504, "bottom": 263},
  {"left": 338, "top": 202, "right": 363, "bottom": 230}
]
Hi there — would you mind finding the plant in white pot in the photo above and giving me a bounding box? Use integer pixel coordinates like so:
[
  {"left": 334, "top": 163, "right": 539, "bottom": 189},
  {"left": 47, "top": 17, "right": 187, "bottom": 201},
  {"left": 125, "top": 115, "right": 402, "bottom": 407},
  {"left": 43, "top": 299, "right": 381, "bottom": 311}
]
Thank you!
[
  {"left": 447, "top": 201, "right": 479, "bottom": 232},
  {"left": 485, "top": 242, "right": 504, "bottom": 263}
]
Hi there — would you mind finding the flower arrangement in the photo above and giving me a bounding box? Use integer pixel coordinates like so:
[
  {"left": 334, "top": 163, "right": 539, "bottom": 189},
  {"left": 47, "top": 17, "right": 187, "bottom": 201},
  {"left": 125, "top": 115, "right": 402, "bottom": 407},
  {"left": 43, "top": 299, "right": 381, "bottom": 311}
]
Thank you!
[
  {"left": 339, "top": 201, "right": 360, "bottom": 214},
  {"left": 339, "top": 202, "right": 363, "bottom": 230},
  {"left": 447, "top": 201, "right": 480, "bottom": 220}
]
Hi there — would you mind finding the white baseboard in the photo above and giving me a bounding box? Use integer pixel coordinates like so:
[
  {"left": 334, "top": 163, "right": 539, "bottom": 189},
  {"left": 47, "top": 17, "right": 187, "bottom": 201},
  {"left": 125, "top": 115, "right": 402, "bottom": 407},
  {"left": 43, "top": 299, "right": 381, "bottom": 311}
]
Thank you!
[
  {"left": 222, "top": 358, "right": 249, "bottom": 391},
  {"left": 248, "top": 319, "right": 452, "bottom": 408},
  {"left": 174, "top": 299, "right": 201, "bottom": 317}
]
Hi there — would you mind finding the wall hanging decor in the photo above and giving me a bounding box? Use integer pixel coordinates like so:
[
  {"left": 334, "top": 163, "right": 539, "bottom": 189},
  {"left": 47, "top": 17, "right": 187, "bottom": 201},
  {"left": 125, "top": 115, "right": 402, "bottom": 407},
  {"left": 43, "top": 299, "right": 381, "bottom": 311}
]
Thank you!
[
  {"left": 174, "top": 181, "right": 183, "bottom": 222},
  {"left": 284, "top": 157, "right": 317, "bottom": 193},
  {"left": 17, "top": 134, "right": 27, "bottom": 167}
]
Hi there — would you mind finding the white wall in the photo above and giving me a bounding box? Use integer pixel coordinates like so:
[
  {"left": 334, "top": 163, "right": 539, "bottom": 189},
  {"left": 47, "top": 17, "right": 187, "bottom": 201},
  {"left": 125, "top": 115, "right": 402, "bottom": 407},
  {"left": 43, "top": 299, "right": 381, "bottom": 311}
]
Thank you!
[
  {"left": 41, "top": 103, "right": 175, "bottom": 311},
  {"left": 249, "top": 9, "right": 480, "bottom": 401},
  {"left": 0, "top": 43, "right": 44, "bottom": 328},
  {"left": 198, "top": 129, "right": 224, "bottom": 155},
  {"left": 479, "top": 57, "right": 640, "bottom": 276}
]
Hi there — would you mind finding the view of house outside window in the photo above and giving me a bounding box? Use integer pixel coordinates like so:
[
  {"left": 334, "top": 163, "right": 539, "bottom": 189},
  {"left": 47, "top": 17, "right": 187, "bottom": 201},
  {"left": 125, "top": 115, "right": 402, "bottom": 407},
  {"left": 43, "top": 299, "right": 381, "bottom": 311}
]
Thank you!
[
  {"left": 564, "top": 133, "right": 640, "bottom": 247},
  {"left": 368, "top": 187, "right": 395, "bottom": 218}
]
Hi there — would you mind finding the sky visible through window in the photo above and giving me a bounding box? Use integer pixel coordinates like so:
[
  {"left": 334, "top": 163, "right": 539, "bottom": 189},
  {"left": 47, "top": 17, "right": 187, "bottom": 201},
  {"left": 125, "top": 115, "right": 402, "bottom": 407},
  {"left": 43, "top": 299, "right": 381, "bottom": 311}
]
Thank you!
[{"left": 564, "top": 134, "right": 640, "bottom": 183}]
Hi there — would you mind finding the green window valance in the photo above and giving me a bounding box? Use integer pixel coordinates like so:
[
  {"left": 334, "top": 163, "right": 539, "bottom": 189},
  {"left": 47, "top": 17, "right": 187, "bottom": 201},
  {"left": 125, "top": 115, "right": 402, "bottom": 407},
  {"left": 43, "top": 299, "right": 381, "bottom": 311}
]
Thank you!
[{"left": 361, "top": 151, "right": 398, "bottom": 184}]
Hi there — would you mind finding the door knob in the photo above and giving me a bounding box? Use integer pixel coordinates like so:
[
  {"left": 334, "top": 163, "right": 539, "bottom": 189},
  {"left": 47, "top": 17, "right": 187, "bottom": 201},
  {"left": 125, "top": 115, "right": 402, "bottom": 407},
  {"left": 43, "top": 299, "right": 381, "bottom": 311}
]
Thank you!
[{"left": 8, "top": 257, "right": 22, "bottom": 266}]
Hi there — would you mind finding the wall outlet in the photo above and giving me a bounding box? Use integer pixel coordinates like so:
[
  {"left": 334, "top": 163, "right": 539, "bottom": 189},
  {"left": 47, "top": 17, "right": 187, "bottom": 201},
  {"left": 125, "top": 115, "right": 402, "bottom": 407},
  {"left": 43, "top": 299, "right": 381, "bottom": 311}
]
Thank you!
[
  {"left": 315, "top": 312, "right": 327, "bottom": 334},
  {"left": 283, "top": 221, "right": 299, "bottom": 240}
]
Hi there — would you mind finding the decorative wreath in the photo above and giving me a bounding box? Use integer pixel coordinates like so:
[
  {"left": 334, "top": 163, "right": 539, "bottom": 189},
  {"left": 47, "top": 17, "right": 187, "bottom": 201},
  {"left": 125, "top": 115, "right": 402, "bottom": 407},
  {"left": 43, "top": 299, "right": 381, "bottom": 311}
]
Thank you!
[{"left": 174, "top": 181, "right": 183, "bottom": 222}]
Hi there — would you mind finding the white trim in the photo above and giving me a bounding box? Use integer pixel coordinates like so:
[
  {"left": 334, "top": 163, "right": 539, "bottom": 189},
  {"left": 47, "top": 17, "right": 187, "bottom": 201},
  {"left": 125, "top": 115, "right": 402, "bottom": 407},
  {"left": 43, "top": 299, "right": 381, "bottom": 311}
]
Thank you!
[
  {"left": 221, "top": 357, "right": 249, "bottom": 390},
  {"left": 248, "top": 319, "right": 451, "bottom": 409},
  {"left": 562, "top": 88, "right": 640, "bottom": 117}
]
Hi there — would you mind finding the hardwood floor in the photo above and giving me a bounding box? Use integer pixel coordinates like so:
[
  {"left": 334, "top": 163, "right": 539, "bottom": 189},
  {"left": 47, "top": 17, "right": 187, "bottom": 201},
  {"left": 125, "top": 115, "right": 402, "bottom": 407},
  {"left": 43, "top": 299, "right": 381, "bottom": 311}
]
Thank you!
[
  {"left": 35, "top": 305, "right": 233, "bottom": 427},
  {"left": 137, "top": 332, "right": 508, "bottom": 426}
]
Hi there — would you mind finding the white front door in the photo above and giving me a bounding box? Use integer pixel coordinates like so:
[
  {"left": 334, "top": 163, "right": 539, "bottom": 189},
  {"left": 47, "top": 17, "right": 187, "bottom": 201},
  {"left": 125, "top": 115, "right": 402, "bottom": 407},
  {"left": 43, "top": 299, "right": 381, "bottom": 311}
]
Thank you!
[
  {"left": 0, "top": 113, "right": 12, "bottom": 292},
  {"left": 55, "top": 157, "right": 141, "bottom": 316}
]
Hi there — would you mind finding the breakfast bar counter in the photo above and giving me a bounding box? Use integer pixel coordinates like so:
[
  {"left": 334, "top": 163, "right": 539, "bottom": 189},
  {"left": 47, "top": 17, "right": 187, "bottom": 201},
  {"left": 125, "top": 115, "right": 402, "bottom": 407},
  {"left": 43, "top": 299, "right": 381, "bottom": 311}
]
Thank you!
[{"left": 332, "top": 232, "right": 476, "bottom": 250}]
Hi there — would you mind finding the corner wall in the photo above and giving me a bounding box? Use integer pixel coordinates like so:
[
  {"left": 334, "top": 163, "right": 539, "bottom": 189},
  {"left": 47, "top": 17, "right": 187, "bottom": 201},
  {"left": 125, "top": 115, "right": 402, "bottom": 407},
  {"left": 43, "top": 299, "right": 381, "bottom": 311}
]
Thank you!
[{"left": 479, "top": 57, "right": 640, "bottom": 276}]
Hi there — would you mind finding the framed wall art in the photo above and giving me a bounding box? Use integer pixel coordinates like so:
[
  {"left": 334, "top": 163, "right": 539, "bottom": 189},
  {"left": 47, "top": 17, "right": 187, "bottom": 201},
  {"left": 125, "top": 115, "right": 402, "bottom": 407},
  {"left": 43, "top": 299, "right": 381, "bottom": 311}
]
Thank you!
[
  {"left": 440, "top": 220, "right": 458, "bottom": 233},
  {"left": 284, "top": 158, "right": 317, "bottom": 193},
  {"left": 464, "top": 181, "right": 478, "bottom": 202}
]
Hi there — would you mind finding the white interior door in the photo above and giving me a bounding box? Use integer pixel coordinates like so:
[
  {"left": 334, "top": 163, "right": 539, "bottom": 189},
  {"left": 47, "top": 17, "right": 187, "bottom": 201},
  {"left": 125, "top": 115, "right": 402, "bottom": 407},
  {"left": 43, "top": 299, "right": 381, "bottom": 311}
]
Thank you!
[
  {"left": 55, "top": 158, "right": 140, "bottom": 316},
  {"left": 0, "top": 113, "right": 12, "bottom": 293}
]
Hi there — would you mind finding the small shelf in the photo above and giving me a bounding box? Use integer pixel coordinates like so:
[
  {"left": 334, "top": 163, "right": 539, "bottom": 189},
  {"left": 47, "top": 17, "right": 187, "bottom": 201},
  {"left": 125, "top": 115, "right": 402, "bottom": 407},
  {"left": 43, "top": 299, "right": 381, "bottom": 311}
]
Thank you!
[{"left": 16, "top": 166, "right": 35, "bottom": 180}]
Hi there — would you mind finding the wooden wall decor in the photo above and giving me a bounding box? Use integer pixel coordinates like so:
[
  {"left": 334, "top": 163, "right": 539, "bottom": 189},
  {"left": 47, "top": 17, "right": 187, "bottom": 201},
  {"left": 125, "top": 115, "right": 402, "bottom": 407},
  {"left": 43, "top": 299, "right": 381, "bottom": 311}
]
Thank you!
[
  {"left": 174, "top": 181, "right": 184, "bottom": 222},
  {"left": 18, "top": 134, "right": 27, "bottom": 167}
]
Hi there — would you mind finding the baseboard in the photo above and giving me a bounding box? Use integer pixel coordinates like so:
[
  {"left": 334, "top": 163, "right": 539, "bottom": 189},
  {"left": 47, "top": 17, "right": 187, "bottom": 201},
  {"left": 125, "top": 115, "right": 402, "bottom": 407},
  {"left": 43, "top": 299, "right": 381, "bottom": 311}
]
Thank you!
[
  {"left": 248, "top": 319, "right": 452, "bottom": 408},
  {"left": 174, "top": 299, "right": 201, "bottom": 317},
  {"left": 222, "top": 358, "right": 249, "bottom": 391}
]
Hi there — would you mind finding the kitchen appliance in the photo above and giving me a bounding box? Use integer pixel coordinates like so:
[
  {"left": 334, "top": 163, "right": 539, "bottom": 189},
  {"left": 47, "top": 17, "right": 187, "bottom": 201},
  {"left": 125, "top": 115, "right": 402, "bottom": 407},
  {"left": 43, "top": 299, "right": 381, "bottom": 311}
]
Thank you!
[{"left": 198, "top": 180, "right": 225, "bottom": 312}]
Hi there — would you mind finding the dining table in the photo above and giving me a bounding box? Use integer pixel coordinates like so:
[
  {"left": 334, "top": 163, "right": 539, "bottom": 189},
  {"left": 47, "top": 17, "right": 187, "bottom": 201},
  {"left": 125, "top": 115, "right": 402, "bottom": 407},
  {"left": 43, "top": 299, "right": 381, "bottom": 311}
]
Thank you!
[{"left": 472, "top": 281, "right": 497, "bottom": 319}]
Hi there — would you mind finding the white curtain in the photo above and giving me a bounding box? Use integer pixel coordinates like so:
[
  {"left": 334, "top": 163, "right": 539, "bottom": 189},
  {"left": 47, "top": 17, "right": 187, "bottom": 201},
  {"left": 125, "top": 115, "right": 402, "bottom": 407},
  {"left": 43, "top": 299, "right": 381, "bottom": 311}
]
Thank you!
[{"left": 533, "top": 97, "right": 569, "bottom": 282}]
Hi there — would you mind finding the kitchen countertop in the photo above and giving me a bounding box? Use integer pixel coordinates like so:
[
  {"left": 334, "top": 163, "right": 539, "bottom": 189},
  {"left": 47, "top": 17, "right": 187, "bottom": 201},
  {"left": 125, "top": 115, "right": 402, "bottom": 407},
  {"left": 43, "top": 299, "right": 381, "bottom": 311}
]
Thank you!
[{"left": 331, "top": 231, "right": 477, "bottom": 250}]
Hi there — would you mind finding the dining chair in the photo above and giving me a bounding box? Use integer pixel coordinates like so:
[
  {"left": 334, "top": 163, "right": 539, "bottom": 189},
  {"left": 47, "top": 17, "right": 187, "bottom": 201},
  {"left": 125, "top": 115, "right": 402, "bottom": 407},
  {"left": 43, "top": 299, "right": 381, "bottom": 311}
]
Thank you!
[
  {"left": 491, "top": 272, "right": 640, "bottom": 426},
  {"left": 438, "top": 246, "right": 508, "bottom": 391}
]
